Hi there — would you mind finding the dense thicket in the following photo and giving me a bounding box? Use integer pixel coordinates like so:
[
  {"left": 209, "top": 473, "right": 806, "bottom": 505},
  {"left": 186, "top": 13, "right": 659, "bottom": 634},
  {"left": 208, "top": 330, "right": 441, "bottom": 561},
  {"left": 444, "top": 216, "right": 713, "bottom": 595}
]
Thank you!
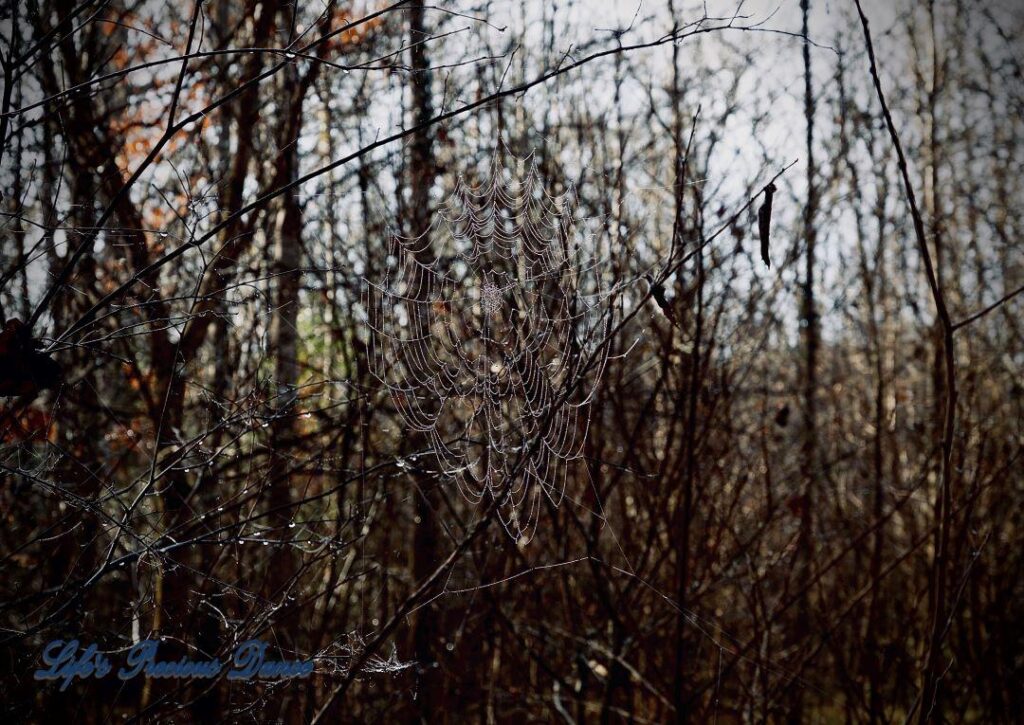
[{"left": 1, "top": 0, "right": 1021, "bottom": 721}]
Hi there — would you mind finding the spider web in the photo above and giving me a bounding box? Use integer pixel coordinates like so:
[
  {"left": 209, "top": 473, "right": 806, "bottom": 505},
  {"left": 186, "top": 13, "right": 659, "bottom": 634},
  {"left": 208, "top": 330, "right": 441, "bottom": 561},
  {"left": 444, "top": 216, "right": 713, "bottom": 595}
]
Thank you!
[{"left": 365, "top": 151, "right": 615, "bottom": 542}]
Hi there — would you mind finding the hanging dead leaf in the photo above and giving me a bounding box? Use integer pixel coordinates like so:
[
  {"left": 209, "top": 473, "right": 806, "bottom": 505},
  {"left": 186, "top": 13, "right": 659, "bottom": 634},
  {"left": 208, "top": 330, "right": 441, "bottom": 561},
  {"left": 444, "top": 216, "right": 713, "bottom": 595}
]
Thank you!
[{"left": 758, "top": 182, "right": 777, "bottom": 268}]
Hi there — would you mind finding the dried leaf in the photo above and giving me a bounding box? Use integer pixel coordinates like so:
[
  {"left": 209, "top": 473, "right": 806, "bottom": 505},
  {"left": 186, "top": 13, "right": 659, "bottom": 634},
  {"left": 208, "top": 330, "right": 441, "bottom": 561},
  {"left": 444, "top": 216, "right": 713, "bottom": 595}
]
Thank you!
[
  {"left": 0, "top": 319, "right": 61, "bottom": 398},
  {"left": 758, "top": 182, "right": 777, "bottom": 268}
]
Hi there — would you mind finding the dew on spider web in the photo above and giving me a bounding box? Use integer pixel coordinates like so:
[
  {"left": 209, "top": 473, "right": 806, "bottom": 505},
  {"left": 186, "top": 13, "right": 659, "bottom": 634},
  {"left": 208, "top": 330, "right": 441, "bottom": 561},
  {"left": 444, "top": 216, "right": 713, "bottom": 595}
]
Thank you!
[{"left": 365, "top": 148, "right": 616, "bottom": 543}]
